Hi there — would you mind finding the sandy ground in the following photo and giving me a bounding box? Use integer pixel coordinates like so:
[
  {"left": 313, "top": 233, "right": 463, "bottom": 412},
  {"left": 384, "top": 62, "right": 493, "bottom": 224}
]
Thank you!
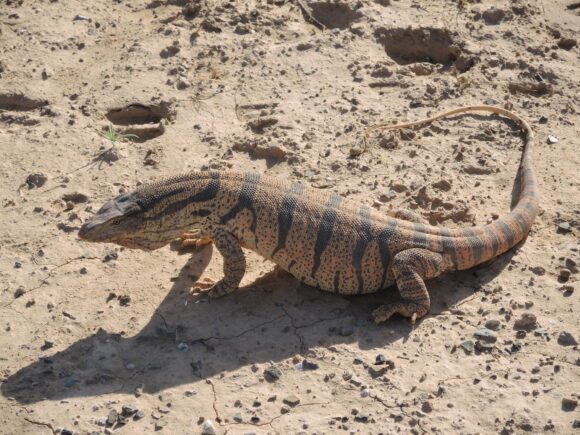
[{"left": 1, "top": 0, "right": 579, "bottom": 434}]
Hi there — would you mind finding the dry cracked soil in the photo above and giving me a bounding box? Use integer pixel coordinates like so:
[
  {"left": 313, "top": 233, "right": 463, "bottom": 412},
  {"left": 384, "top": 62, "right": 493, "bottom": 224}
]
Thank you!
[{"left": 0, "top": 0, "right": 579, "bottom": 434}]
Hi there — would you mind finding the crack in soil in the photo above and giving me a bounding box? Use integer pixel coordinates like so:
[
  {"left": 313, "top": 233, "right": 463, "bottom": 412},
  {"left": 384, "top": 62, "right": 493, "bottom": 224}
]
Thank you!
[{"left": 3, "top": 255, "right": 98, "bottom": 307}]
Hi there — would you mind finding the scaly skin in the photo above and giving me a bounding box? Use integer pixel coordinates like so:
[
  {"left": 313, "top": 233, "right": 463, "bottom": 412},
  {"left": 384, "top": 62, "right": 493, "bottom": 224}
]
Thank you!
[{"left": 79, "top": 106, "right": 539, "bottom": 324}]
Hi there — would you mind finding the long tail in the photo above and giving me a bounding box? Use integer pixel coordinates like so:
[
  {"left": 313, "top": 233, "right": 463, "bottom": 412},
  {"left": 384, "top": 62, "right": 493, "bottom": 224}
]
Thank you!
[{"left": 368, "top": 105, "right": 539, "bottom": 269}]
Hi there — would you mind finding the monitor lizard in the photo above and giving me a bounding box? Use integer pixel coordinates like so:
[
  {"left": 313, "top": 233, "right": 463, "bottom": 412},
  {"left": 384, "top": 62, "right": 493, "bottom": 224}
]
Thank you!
[{"left": 79, "top": 105, "right": 539, "bottom": 324}]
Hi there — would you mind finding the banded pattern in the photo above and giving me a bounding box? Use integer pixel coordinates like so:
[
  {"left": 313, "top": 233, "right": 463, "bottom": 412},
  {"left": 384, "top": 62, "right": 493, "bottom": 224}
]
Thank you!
[{"left": 79, "top": 105, "right": 538, "bottom": 323}]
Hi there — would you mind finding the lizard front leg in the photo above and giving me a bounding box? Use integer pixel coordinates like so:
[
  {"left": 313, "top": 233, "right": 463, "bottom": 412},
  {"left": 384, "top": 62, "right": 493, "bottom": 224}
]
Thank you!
[
  {"left": 373, "top": 248, "right": 445, "bottom": 324},
  {"left": 194, "top": 226, "right": 246, "bottom": 299}
]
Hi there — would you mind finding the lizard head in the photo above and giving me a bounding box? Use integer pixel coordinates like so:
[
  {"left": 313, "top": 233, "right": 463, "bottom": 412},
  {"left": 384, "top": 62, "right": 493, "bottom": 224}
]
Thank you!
[{"left": 79, "top": 192, "right": 165, "bottom": 251}]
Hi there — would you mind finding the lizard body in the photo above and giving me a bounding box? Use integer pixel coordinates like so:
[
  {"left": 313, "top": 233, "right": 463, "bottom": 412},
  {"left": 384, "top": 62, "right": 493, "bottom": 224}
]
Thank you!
[{"left": 79, "top": 106, "right": 538, "bottom": 323}]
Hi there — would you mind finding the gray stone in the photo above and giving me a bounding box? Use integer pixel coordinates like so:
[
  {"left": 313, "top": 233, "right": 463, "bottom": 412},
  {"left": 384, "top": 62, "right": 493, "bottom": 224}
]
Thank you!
[
  {"left": 107, "top": 410, "right": 118, "bottom": 426},
  {"left": 474, "top": 328, "right": 497, "bottom": 343},
  {"left": 264, "top": 365, "right": 282, "bottom": 382},
  {"left": 339, "top": 326, "right": 354, "bottom": 336},
  {"left": 201, "top": 419, "right": 216, "bottom": 435},
  {"left": 460, "top": 340, "right": 475, "bottom": 353}
]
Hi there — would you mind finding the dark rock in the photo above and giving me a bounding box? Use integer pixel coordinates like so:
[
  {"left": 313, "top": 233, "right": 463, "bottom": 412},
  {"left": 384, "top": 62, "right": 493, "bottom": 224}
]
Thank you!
[
  {"left": 354, "top": 414, "right": 369, "bottom": 422},
  {"left": 562, "top": 397, "right": 577, "bottom": 411},
  {"left": 283, "top": 395, "right": 300, "bottom": 407},
  {"left": 559, "top": 268, "right": 571, "bottom": 282},
  {"left": 482, "top": 7, "right": 507, "bottom": 24},
  {"left": 558, "top": 38, "right": 577, "bottom": 50},
  {"left": 264, "top": 365, "right": 282, "bottom": 382},
  {"left": 375, "top": 354, "right": 386, "bottom": 365},
  {"left": 557, "top": 331, "right": 578, "bottom": 346},
  {"left": 339, "top": 326, "right": 354, "bottom": 336},
  {"left": 62, "top": 192, "right": 89, "bottom": 203},
  {"left": 485, "top": 319, "right": 501, "bottom": 330},
  {"left": 103, "top": 251, "right": 118, "bottom": 262},
  {"left": 26, "top": 173, "right": 47, "bottom": 189},
  {"left": 514, "top": 313, "right": 537, "bottom": 330},
  {"left": 122, "top": 405, "right": 137, "bottom": 416},
  {"left": 299, "top": 359, "right": 319, "bottom": 370}
]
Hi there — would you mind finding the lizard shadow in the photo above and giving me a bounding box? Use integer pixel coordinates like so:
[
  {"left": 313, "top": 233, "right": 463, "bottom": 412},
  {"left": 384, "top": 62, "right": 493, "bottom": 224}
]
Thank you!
[{"left": 1, "top": 235, "right": 522, "bottom": 404}]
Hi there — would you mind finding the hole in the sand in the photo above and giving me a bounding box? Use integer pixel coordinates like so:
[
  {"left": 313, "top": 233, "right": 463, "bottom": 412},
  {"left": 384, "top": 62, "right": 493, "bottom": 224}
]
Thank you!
[
  {"left": 105, "top": 104, "right": 172, "bottom": 142},
  {"left": 105, "top": 104, "right": 171, "bottom": 126},
  {"left": 308, "top": 2, "right": 362, "bottom": 29},
  {"left": 375, "top": 27, "right": 459, "bottom": 66},
  {"left": 0, "top": 93, "right": 48, "bottom": 111},
  {"left": 122, "top": 124, "right": 166, "bottom": 143}
]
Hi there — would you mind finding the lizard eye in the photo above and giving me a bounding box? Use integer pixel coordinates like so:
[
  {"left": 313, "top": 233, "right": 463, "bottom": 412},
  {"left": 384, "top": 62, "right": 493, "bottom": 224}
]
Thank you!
[{"left": 112, "top": 218, "right": 122, "bottom": 226}]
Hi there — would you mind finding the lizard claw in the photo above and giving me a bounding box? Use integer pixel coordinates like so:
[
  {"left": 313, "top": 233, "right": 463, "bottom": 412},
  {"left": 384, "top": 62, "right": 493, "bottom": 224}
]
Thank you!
[{"left": 179, "top": 230, "right": 213, "bottom": 249}]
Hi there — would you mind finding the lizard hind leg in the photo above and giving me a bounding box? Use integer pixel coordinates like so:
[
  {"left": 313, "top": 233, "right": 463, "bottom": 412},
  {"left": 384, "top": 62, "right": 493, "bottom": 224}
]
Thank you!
[{"left": 372, "top": 248, "right": 445, "bottom": 324}]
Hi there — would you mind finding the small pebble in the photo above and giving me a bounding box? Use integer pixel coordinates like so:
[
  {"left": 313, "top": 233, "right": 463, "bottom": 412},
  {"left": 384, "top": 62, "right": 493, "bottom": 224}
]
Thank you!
[
  {"left": 474, "top": 327, "right": 497, "bottom": 343},
  {"left": 107, "top": 410, "right": 118, "bottom": 425},
  {"left": 201, "top": 419, "right": 216, "bottom": 435},
  {"left": 339, "top": 326, "right": 354, "bottom": 336},
  {"left": 547, "top": 135, "right": 558, "bottom": 144},
  {"left": 126, "top": 363, "right": 135, "bottom": 370},
  {"left": 263, "top": 365, "right": 282, "bottom": 382},
  {"left": 134, "top": 383, "right": 144, "bottom": 397},
  {"left": 349, "top": 146, "right": 363, "bottom": 157},
  {"left": 514, "top": 313, "right": 537, "bottom": 330},
  {"left": 559, "top": 268, "right": 571, "bottom": 282},
  {"left": 558, "top": 222, "right": 571, "bottom": 233},
  {"left": 283, "top": 395, "right": 300, "bottom": 407},
  {"left": 26, "top": 173, "right": 47, "bottom": 189},
  {"left": 562, "top": 398, "right": 578, "bottom": 411},
  {"left": 557, "top": 331, "right": 578, "bottom": 346},
  {"left": 485, "top": 319, "right": 501, "bottom": 330},
  {"left": 460, "top": 340, "right": 475, "bottom": 353}
]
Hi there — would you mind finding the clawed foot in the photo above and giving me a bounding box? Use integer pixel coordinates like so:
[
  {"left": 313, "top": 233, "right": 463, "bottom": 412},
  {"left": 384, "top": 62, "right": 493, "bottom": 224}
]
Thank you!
[
  {"left": 372, "top": 302, "right": 428, "bottom": 326},
  {"left": 179, "top": 229, "right": 212, "bottom": 249},
  {"left": 191, "top": 279, "right": 235, "bottom": 299}
]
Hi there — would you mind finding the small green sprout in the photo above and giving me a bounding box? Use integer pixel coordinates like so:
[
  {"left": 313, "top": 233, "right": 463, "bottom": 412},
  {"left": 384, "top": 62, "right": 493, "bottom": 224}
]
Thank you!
[{"left": 95, "top": 123, "right": 138, "bottom": 146}]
